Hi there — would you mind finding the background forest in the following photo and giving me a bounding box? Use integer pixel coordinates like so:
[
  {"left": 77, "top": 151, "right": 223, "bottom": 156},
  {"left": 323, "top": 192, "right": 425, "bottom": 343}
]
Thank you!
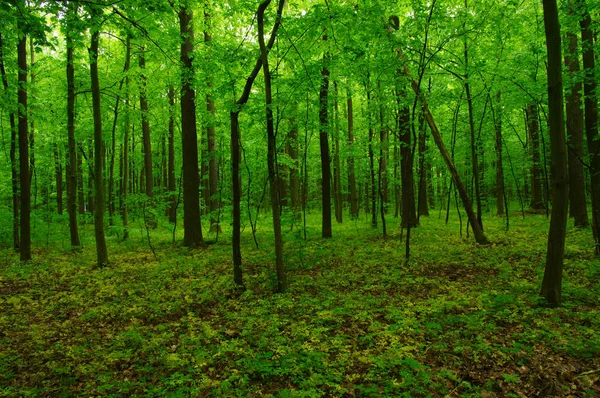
[{"left": 0, "top": 0, "right": 599, "bottom": 396}]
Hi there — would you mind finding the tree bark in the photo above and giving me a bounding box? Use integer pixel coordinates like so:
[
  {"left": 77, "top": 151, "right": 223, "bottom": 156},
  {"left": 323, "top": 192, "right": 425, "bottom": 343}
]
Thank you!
[
  {"left": 258, "top": 0, "right": 286, "bottom": 292},
  {"left": 333, "top": 82, "right": 343, "bottom": 223},
  {"left": 347, "top": 89, "right": 359, "bottom": 218},
  {"left": 0, "top": 33, "right": 20, "bottom": 250},
  {"left": 493, "top": 92, "right": 505, "bottom": 216},
  {"left": 366, "top": 87, "right": 377, "bottom": 228},
  {"left": 417, "top": 108, "right": 429, "bottom": 217},
  {"left": 398, "top": 90, "right": 418, "bottom": 229},
  {"left": 18, "top": 15, "right": 31, "bottom": 261},
  {"left": 540, "top": 0, "right": 568, "bottom": 306},
  {"left": 139, "top": 48, "right": 153, "bottom": 199},
  {"left": 564, "top": 3, "right": 589, "bottom": 227},
  {"left": 578, "top": 0, "right": 600, "bottom": 253},
  {"left": 526, "top": 103, "right": 545, "bottom": 210},
  {"left": 90, "top": 29, "right": 108, "bottom": 267},
  {"left": 179, "top": 6, "right": 205, "bottom": 248},
  {"left": 287, "top": 116, "right": 300, "bottom": 214},
  {"left": 167, "top": 87, "right": 177, "bottom": 223},
  {"left": 54, "top": 144, "right": 63, "bottom": 215},
  {"left": 121, "top": 37, "right": 131, "bottom": 240},
  {"left": 320, "top": 36, "right": 333, "bottom": 238}
]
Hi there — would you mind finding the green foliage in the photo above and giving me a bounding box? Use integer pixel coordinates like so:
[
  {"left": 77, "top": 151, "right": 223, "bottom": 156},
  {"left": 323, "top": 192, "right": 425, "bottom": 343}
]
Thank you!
[{"left": 1, "top": 214, "right": 599, "bottom": 396}]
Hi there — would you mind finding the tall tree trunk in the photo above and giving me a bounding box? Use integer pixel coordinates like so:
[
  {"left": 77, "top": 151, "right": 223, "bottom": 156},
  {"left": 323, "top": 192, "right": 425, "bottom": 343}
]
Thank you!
[
  {"left": 398, "top": 89, "right": 418, "bottom": 228},
  {"left": 87, "top": 140, "right": 94, "bottom": 214},
  {"left": 229, "top": 0, "right": 285, "bottom": 287},
  {"left": 333, "top": 82, "right": 343, "bottom": 223},
  {"left": 205, "top": 8, "right": 220, "bottom": 232},
  {"left": 28, "top": 37, "right": 36, "bottom": 209},
  {"left": 320, "top": 35, "right": 333, "bottom": 238},
  {"left": 121, "top": 37, "right": 131, "bottom": 239},
  {"left": 258, "top": 0, "right": 286, "bottom": 292},
  {"left": 417, "top": 108, "right": 429, "bottom": 217},
  {"left": 564, "top": 4, "right": 589, "bottom": 227},
  {"left": 168, "top": 87, "right": 177, "bottom": 223},
  {"left": 378, "top": 82, "right": 389, "bottom": 207},
  {"left": 578, "top": 0, "right": 600, "bottom": 253},
  {"left": 179, "top": 6, "right": 205, "bottom": 248},
  {"left": 388, "top": 16, "right": 487, "bottom": 244},
  {"left": 89, "top": 29, "right": 108, "bottom": 267},
  {"left": 18, "top": 15, "right": 31, "bottom": 261},
  {"left": 394, "top": 136, "right": 401, "bottom": 218},
  {"left": 287, "top": 116, "right": 300, "bottom": 214},
  {"left": 347, "top": 89, "right": 359, "bottom": 218},
  {"left": 139, "top": 48, "right": 153, "bottom": 199},
  {"left": 77, "top": 143, "right": 84, "bottom": 214},
  {"left": 540, "top": 0, "right": 568, "bottom": 306},
  {"left": 0, "top": 33, "right": 20, "bottom": 250},
  {"left": 493, "top": 92, "right": 506, "bottom": 216},
  {"left": 366, "top": 87, "right": 377, "bottom": 228},
  {"left": 526, "top": 103, "right": 545, "bottom": 210}
]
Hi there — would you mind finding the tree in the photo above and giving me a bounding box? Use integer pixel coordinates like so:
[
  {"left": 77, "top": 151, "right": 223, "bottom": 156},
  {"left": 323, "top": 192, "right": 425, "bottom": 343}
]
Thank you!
[
  {"left": 540, "top": 0, "right": 568, "bottom": 306},
  {"left": 320, "top": 34, "right": 333, "bottom": 238},
  {"left": 179, "top": 4, "right": 205, "bottom": 248}
]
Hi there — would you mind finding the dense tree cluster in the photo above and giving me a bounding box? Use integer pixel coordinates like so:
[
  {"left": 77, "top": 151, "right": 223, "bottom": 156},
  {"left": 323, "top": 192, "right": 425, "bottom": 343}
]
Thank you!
[{"left": 1, "top": 0, "right": 599, "bottom": 305}]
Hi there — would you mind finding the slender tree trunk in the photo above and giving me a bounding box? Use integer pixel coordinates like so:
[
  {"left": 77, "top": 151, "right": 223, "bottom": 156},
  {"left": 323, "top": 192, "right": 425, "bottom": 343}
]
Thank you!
[
  {"left": 394, "top": 136, "right": 401, "bottom": 218},
  {"left": 578, "top": 0, "right": 600, "bottom": 253},
  {"left": 28, "top": 37, "right": 35, "bottom": 209},
  {"left": 398, "top": 89, "right": 418, "bottom": 228},
  {"left": 89, "top": 29, "right": 108, "bottom": 267},
  {"left": 258, "top": 0, "right": 286, "bottom": 292},
  {"left": 139, "top": 48, "right": 153, "bottom": 199},
  {"left": 0, "top": 33, "right": 20, "bottom": 250},
  {"left": 347, "top": 89, "right": 359, "bottom": 218},
  {"left": 526, "top": 103, "right": 545, "bottom": 210},
  {"left": 564, "top": 5, "right": 589, "bottom": 227},
  {"left": 87, "top": 140, "right": 94, "bottom": 214},
  {"left": 378, "top": 82, "right": 389, "bottom": 207},
  {"left": 333, "top": 82, "right": 343, "bottom": 223},
  {"left": 229, "top": 0, "right": 285, "bottom": 287},
  {"left": 493, "top": 92, "right": 506, "bottom": 216},
  {"left": 366, "top": 87, "right": 377, "bottom": 228},
  {"left": 77, "top": 143, "right": 84, "bottom": 214},
  {"left": 168, "top": 87, "right": 177, "bottom": 223},
  {"left": 417, "top": 108, "right": 429, "bottom": 217},
  {"left": 288, "top": 116, "right": 300, "bottom": 214},
  {"left": 54, "top": 145, "right": 63, "bottom": 215},
  {"left": 18, "top": 17, "right": 31, "bottom": 261},
  {"left": 121, "top": 37, "right": 131, "bottom": 239},
  {"left": 320, "top": 36, "right": 333, "bottom": 238},
  {"left": 179, "top": 6, "right": 205, "bottom": 248},
  {"left": 540, "top": 0, "right": 568, "bottom": 306}
]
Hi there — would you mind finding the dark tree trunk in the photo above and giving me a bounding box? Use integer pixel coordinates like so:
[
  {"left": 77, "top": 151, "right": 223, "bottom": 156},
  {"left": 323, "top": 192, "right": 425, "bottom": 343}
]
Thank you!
[
  {"left": 54, "top": 145, "right": 63, "bottom": 215},
  {"left": 398, "top": 90, "right": 418, "bottom": 228},
  {"left": 205, "top": 9, "right": 220, "bottom": 232},
  {"left": 564, "top": 4, "right": 589, "bottom": 227},
  {"left": 87, "top": 140, "right": 94, "bottom": 214},
  {"left": 139, "top": 48, "right": 153, "bottom": 199},
  {"left": 493, "top": 92, "right": 505, "bottom": 216},
  {"left": 258, "top": 0, "right": 286, "bottom": 292},
  {"left": 526, "top": 103, "right": 545, "bottom": 210},
  {"left": 347, "top": 89, "right": 359, "bottom": 218},
  {"left": 28, "top": 37, "right": 35, "bottom": 209},
  {"left": 77, "top": 143, "right": 84, "bottom": 214},
  {"left": 394, "top": 137, "right": 401, "bottom": 218},
  {"left": 417, "top": 109, "right": 429, "bottom": 217},
  {"left": 168, "top": 87, "right": 177, "bottom": 223},
  {"left": 90, "top": 29, "right": 108, "bottom": 267},
  {"left": 540, "top": 0, "right": 568, "bottom": 306},
  {"left": 578, "top": 0, "right": 600, "bottom": 253},
  {"left": 333, "top": 82, "right": 343, "bottom": 223},
  {"left": 366, "top": 88, "right": 377, "bottom": 228},
  {"left": 230, "top": 0, "right": 285, "bottom": 287},
  {"left": 287, "top": 117, "right": 300, "bottom": 213},
  {"left": 18, "top": 19, "right": 31, "bottom": 261},
  {"left": 121, "top": 37, "right": 131, "bottom": 239},
  {"left": 179, "top": 6, "right": 205, "bottom": 248},
  {"left": 0, "top": 33, "right": 20, "bottom": 250},
  {"left": 320, "top": 36, "right": 333, "bottom": 238}
]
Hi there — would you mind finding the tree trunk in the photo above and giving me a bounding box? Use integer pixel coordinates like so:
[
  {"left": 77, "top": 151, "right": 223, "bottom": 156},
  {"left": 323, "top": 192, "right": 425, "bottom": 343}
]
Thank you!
[
  {"left": 398, "top": 90, "right": 418, "bottom": 229},
  {"left": 139, "top": 48, "right": 153, "bottom": 199},
  {"left": 54, "top": 145, "right": 63, "bottom": 215},
  {"left": 526, "top": 103, "right": 545, "bottom": 210},
  {"left": 121, "top": 37, "right": 131, "bottom": 239},
  {"left": 320, "top": 36, "right": 333, "bottom": 238},
  {"left": 204, "top": 8, "right": 220, "bottom": 232},
  {"left": 28, "top": 37, "right": 35, "bottom": 209},
  {"left": 493, "top": 92, "right": 505, "bottom": 216},
  {"left": 168, "top": 87, "right": 177, "bottom": 223},
  {"left": 77, "top": 143, "right": 84, "bottom": 214},
  {"left": 333, "top": 82, "right": 343, "bottom": 223},
  {"left": 564, "top": 4, "right": 589, "bottom": 227},
  {"left": 366, "top": 87, "right": 377, "bottom": 228},
  {"left": 287, "top": 117, "right": 300, "bottom": 214},
  {"left": 347, "top": 89, "right": 359, "bottom": 218},
  {"left": 90, "top": 29, "right": 109, "bottom": 267},
  {"left": 540, "top": 0, "right": 568, "bottom": 306},
  {"left": 258, "top": 0, "right": 286, "bottom": 292},
  {"left": 417, "top": 108, "right": 429, "bottom": 217},
  {"left": 0, "top": 33, "right": 20, "bottom": 250},
  {"left": 179, "top": 6, "right": 205, "bottom": 248},
  {"left": 578, "top": 0, "right": 600, "bottom": 253},
  {"left": 18, "top": 16, "right": 31, "bottom": 261}
]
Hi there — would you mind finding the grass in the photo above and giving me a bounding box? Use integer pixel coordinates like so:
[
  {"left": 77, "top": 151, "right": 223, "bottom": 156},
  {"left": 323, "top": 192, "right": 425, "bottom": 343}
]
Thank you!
[{"left": 0, "top": 209, "right": 599, "bottom": 397}]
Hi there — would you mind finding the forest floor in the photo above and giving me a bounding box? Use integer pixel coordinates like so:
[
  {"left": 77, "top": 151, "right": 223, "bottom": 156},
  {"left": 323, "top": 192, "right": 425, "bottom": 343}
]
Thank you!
[{"left": 0, "top": 211, "right": 599, "bottom": 397}]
